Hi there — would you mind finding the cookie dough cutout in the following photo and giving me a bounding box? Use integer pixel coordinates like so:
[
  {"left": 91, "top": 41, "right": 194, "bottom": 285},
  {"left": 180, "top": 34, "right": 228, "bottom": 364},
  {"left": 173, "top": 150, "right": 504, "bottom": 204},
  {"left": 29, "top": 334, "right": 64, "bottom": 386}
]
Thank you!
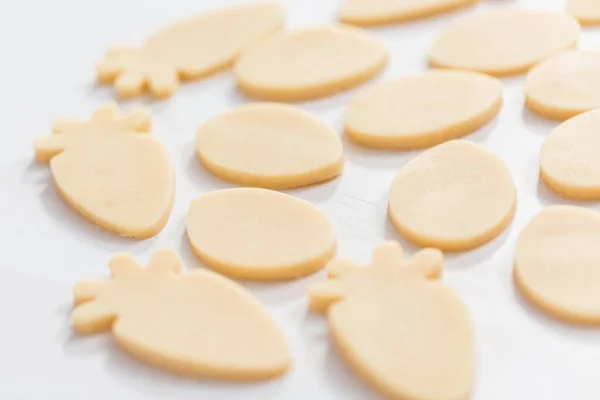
[
  {"left": 234, "top": 26, "right": 388, "bottom": 101},
  {"left": 388, "top": 140, "right": 516, "bottom": 251},
  {"left": 568, "top": 0, "right": 600, "bottom": 25},
  {"left": 540, "top": 110, "right": 600, "bottom": 200},
  {"left": 196, "top": 103, "right": 343, "bottom": 189},
  {"left": 514, "top": 206, "right": 600, "bottom": 324},
  {"left": 186, "top": 188, "right": 336, "bottom": 281},
  {"left": 309, "top": 242, "right": 474, "bottom": 400},
  {"left": 339, "top": 0, "right": 479, "bottom": 26},
  {"left": 72, "top": 250, "right": 291, "bottom": 379},
  {"left": 429, "top": 10, "right": 580, "bottom": 76},
  {"left": 345, "top": 70, "right": 502, "bottom": 149},
  {"left": 97, "top": 1, "right": 284, "bottom": 99},
  {"left": 526, "top": 50, "right": 600, "bottom": 120},
  {"left": 34, "top": 103, "right": 174, "bottom": 239}
]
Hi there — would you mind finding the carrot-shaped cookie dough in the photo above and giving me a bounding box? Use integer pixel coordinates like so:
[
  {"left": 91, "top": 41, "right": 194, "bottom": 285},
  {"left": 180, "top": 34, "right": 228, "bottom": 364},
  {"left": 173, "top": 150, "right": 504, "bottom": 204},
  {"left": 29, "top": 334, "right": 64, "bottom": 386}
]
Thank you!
[
  {"left": 309, "top": 242, "right": 474, "bottom": 400},
  {"left": 73, "top": 250, "right": 291, "bottom": 380},
  {"left": 97, "top": 1, "right": 284, "bottom": 99},
  {"left": 34, "top": 103, "right": 174, "bottom": 238}
]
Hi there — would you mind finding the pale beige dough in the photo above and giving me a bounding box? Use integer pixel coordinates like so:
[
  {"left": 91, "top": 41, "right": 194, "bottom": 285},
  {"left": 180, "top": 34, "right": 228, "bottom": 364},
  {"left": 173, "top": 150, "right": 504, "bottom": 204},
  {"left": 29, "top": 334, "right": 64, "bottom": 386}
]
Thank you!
[
  {"left": 97, "top": 1, "right": 284, "bottom": 99},
  {"left": 234, "top": 26, "right": 388, "bottom": 101},
  {"left": 72, "top": 250, "right": 291, "bottom": 379},
  {"left": 344, "top": 70, "right": 502, "bottom": 149},
  {"left": 568, "top": 0, "right": 600, "bottom": 25},
  {"left": 339, "top": 0, "right": 479, "bottom": 26},
  {"left": 540, "top": 109, "right": 600, "bottom": 200},
  {"left": 388, "top": 140, "right": 516, "bottom": 251},
  {"left": 514, "top": 206, "right": 600, "bottom": 324},
  {"left": 196, "top": 103, "right": 343, "bottom": 189},
  {"left": 525, "top": 50, "right": 600, "bottom": 120},
  {"left": 186, "top": 188, "right": 336, "bottom": 281},
  {"left": 309, "top": 241, "right": 474, "bottom": 400},
  {"left": 429, "top": 10, "right": 580, "bottom": 76},
  {"left": 34, "top": 103, "right": 174, "bottom": 239}
]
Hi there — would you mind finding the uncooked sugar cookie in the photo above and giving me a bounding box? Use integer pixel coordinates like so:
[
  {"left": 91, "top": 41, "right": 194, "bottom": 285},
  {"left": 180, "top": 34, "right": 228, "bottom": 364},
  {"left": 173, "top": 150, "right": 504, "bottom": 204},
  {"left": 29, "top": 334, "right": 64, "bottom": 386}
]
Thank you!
[
  {"left": 429, "top": 10, "right": 580, "bottom": 76},
  {"left": 344, "top": 69, "right": 502, "bottom": 149},
  {"left": 196, "top": 103, "right": 343, "bottom": 189},
  {"left": 540, "top": 109, "right": 600, "bottom": 200},
  {"left": 97, "top": 1, "right": 284, "bottom": 99},
  {"left": 309, "top": 241, "right": 474, "bottom": 400},
  {"left": 73, "top": 249, "right": 291, "bottom": 379},
  {"left": 525, "top": 50, "right": 600, "bottom": 120},
  {"left": 186, "top": 188, "right": 336, "bottom": 281},
  {"left": 34, "top": 103, "right": 174, "bottom": 239},
  {"left": 339, "top": 0, "right": 479, "bottom": 26},
  {"left": 515, "top": 206, "right": 600, "bottom": 324},
  {"left": 234, "top": 26, "right": 388, "bottom": 101},
  {"left": 567, "top": 0, "right": 600, "bottom": 25},
  {"left": 388, "top": 140, "right": 516, "bottom": 251}
]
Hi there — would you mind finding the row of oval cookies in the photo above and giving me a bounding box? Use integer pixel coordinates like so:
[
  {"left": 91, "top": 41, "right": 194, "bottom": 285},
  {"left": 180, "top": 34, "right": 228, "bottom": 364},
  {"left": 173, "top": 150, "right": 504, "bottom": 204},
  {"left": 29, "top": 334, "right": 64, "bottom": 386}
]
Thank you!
[{"left": 33, "top": 101, "right": 517, "bottom": 254}]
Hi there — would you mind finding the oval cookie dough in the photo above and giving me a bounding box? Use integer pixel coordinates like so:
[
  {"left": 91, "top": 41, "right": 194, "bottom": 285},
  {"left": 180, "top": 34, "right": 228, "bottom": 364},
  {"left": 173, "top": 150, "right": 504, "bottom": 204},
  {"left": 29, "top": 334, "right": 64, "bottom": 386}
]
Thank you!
[
  {"left": 344, "top": 70, "right": 502, "bottom": 149},
  {"left": 186, "top": 188, "right": 336, "bottom": 281},
  {"left": 567, "top": 0, "right": 600, "bottom": 25},
  {"left": 428, "top": 10, "right": 580, "bottom": 76},
  {"left": 234, "top": 26, "right": 388, "bottom": 101},
  {"left": 388, "top": 140, "right": 516, "bottom": 251},
  {"left": 196, "top": 103, "right": 343, "bottom": 189},
  {"left": 339, "top": 0, "right": 479, "bottom": 26},
  {"left": 540, "top": 110, "right": 600, "bottom": 200},
  {"left": 515, "top": 206, "right": 600, "bottom": 324},
  {"left": 525, "top": 50, "right": 600, "bottom": 120}
]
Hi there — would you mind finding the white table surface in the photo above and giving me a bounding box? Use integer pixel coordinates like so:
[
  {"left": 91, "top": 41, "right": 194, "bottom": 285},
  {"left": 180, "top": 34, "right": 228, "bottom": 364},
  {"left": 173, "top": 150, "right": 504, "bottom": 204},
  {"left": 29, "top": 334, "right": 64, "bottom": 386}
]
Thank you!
[{"left": 1, "top": 0, "right": 600, "bottom": 398}]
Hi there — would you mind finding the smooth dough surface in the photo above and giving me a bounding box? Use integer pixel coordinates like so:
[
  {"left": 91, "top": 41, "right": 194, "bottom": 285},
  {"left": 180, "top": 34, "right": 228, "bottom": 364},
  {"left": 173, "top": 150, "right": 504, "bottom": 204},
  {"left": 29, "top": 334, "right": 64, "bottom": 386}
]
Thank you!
[
  {"left": 34, "top": 103, "right": 174, "bottom": 239},
  {"left": 309, "top": 242, "right": 474, "bottom": 400},
  {"left": 568, "top": 0, "right": 600, "bottom": 25},
  {"left": 196, "top": 103, "right": 343, "bottom": 189},
  {"left": 514, "top": 206, "right": 600, "bottom": 324},
  {"left": 339, "top": 0, "right": 479, "bottom": 26},
  {"left": 525, "top": 50, "right": 600, "bottom": 120},
  {"left": 344, "top": 70, "right": 502, "bottom": 149},
  {"left": 72, "top": 250, "right": 291, "bottom": 379},
  {"left": 186, "top": 188, "right": 336, "bottom": 281},
  {"left": 429, "top": 10, "right": 580, "bottom": 76},
  {"left": 540, "top": 109, "right": 600, "bottom": 200},
  {"left": 97, "top": 1, "right": 284, "bottom": 99},
  {"left": 388, "top": 140, "right": 516, "bottom": 251},
  {"left": 234, "top": 26, "right": 388, "bottom": 101}
]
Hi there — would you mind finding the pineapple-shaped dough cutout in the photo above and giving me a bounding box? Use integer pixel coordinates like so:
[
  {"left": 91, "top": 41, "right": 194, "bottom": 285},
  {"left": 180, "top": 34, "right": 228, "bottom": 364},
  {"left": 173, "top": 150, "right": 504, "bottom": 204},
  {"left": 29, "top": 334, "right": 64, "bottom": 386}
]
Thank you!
[
  {"left": 34, "top": 103, "right": 174, "bottom": 238},
  {"left": 309, "top": 242, "right": 474, "bottom": 400},
  {"left": 73, "top": 249, "right": 291, "bottom": 380},
  {"left": 97, "top": 1, "right": 284, "bottom": 99}
]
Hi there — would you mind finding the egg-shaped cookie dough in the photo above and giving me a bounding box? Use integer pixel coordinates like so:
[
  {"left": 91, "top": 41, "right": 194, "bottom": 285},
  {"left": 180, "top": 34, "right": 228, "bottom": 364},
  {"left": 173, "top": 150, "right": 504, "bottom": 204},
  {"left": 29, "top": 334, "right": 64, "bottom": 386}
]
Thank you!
[
  {"left": 234, "top": 26, "right": 388, "bottom": 101},
  {"left": 388, "top": 140, "right": 516, "bottom": 251}
]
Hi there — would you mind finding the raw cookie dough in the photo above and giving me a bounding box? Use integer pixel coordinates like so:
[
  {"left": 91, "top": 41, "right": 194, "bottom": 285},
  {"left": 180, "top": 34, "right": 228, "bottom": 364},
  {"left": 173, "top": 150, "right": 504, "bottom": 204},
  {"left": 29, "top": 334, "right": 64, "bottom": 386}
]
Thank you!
[
  {"left": 567, "top": 0, "right": 600, "bottom": 25},
  {"left": 525, "top": 50, "right": 600, "bottom": 120},
  {"left": 72, "top": 250, "right": 291, "bottom": 379},
  {"left": 540, "top": 109, "right": 600, "bottom": 200},
  {"left": 428, "top": 10, "right": 580, "bottom": 76},
  {"left": 234, "top": 26, "right": 388, "bottom": 101},
  {"left": 34, "top": 103, "right": 174, "bottom": 239},
  {"left": 344, "top": 69, "right": 502, "bottom": 149},
  {"left": 186, "top": 188, "right": 336, "bottom": 281},
  {"left": 514, "top": 206, "right": 600, "bottom": 324},
  {"left": 97, "top": 1, "right": 284, "bottom": 99},
  {"left": 309, "top": 242, "right": 474, "bottom": 400},
  {"left": 388, "top": 140, "right": 516, "bottom": 251},
  {"left": 196, "top": 103, "right": 343, "bottom": 189},
  {"left": 339, "top": 0, "right": 479, "bottom": 26}
]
